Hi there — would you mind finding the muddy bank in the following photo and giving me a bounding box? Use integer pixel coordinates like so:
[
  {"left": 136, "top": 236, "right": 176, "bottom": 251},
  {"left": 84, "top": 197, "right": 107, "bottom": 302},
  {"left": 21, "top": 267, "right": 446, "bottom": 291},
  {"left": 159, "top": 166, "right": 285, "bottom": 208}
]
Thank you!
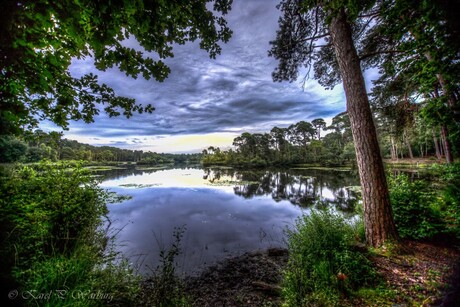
[{"left": 183, "top": 248, "right": 288, "bottom": 306}]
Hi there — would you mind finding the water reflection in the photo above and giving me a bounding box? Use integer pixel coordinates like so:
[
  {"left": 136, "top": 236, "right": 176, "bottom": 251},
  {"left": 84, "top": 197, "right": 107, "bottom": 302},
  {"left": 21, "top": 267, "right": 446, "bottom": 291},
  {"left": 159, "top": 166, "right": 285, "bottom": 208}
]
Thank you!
[
  {"left": 99, "top": 166, "right": 360, "bottom": 275},
  {"left": 203, "top": 168, "right": 360, "bottom": 213},
  {"left": 98, "top": 166, "right": 361, "bottom": 212}
]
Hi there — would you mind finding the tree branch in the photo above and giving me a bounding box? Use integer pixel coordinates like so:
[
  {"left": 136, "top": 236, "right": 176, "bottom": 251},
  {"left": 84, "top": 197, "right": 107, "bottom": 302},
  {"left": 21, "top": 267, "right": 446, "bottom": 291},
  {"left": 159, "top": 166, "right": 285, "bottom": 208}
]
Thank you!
[
  {"left": 359, "top": 49, "right": 406, "bottom": 61},
  {"left": 298, "top": 32, "right": 330, "bottom": 43},
  {"left": 313, "top": 44, "right": 331, "bottom": 48},
  {"left": 355, "top": 15, "right": 378, "bottom": 39},
  {"left": 358, "top": 10, "right": 380, "bottom": 18},
  {"left": 308, "top": 7, "right": 321, "bottom": 52}
]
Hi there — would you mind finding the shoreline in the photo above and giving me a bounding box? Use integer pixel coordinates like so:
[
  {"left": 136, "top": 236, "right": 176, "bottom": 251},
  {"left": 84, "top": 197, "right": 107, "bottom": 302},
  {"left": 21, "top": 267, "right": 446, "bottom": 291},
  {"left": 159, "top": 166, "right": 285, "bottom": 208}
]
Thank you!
[{"left": 138, "top": 241, "right": 459, "bottom": 306}]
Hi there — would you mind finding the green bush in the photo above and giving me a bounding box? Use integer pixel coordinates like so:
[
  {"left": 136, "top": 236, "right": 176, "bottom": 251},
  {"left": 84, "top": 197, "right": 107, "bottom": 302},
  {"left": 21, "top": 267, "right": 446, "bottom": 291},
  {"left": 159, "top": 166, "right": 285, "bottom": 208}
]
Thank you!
[
  {"left": 429, "top": 163, "right": 460, "bottom": 239},
  {"left": 387, "top": 165, "right": 460, "bottom": 241},
  {"left": 0, "top": 162, "right": 139, "bottom": 306},
  {"left": 0, "top": 163, "right": 107, "bottom": 261},
  {"left": 389, "top": 174, "right": 445, "bottom": 240},
  {"left": 282, "top": 210, "right": 377, "bottom": 306}
]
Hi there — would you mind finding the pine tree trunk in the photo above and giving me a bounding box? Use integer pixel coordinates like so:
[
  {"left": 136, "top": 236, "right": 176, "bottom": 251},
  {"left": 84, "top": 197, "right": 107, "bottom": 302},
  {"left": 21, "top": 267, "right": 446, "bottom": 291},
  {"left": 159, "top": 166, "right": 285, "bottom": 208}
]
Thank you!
[{"left": 329, "top": 9, "right": 398, "bottom": 247}]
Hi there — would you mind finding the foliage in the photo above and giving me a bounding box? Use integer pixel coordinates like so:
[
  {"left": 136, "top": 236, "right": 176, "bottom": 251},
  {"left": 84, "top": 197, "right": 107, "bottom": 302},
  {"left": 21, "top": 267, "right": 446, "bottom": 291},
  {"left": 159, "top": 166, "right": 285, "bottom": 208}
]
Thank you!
[
  {"left": 0, "top": 135, "right": 28, "bottom": 162},
  {"left": 389, "top": 175, "right": 443, "bottom": 239},
  {"left": 0, "top": 163, "right": 107, "bottom": 260},
  {"left": 388, "top": 165, "right": 460, "bottom": 240},
  {"left": 429, "top": 163, "right": 460, "bottom": 238},
  {"left": 366, "top": 0, "right": 460, "bottom": 163},
  {"left": 0, "top": 130, "right": 202, "bottom": 164},
  {"left": 282, "top": 210, "right": 377, "bottom": 306},
  {"left": 0, "top": 162, "right": 140, "bottom": 306},
  {"left": 0, "top": 0, "right": 232, "bottom": 133},
  {"left": 202, "top": 115, "right": 356, "bottom": 167}
]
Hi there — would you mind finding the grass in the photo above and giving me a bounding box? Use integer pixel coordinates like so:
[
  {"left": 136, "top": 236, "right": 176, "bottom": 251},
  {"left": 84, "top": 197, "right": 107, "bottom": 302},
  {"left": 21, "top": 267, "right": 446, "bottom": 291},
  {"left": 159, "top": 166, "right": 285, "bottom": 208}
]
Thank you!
[
  {"left": 282, "top": 210, "right": 379, "bottom": 306},
  {"left": 355, "top": 286, "right": 397, "bottom": 306},
  {"left": 138, "top": 226, "right": 191, "bottom": 306}
]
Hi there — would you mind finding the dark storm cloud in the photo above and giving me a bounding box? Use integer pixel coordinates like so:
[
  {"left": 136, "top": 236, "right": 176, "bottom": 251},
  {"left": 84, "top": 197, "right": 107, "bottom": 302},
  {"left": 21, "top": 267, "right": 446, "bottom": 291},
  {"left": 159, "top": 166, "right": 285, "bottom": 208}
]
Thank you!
[{"left": 64, "top": 0, "right": 346, "bottom": 149}]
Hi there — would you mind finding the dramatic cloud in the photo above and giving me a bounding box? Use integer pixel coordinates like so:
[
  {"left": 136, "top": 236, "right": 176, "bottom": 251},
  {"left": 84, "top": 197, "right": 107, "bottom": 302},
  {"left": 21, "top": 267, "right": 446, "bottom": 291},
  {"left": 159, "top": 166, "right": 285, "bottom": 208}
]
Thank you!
[{"left": 48, "top": 0, "right": 349, "bottom": 153}]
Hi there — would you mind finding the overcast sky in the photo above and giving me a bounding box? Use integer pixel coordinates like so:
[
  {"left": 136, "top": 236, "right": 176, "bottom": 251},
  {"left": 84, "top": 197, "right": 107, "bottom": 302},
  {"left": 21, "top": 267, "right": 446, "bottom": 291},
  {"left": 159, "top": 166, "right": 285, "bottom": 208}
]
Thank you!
[{"left": 45, "top": 0, "right": 353, "bottom": 153}]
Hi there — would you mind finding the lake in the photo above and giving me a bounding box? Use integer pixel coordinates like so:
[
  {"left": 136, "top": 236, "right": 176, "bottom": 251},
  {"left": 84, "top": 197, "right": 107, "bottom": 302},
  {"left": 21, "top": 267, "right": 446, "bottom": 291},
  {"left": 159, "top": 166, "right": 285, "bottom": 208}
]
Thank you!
[{"left": 98, "top": 165, "right": 360, "bottom": 275}]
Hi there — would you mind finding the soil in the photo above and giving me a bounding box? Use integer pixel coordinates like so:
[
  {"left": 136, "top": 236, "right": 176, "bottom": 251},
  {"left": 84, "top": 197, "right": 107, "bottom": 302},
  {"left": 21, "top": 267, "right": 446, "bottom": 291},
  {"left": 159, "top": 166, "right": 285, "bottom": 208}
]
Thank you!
[
  {"left": 369, "top": 240, "right": 460, "bottom": 306},
  {"left": 183, "top": 248, "right": 288, "bottom": 307},
  {"left": 177, "top": 241, "right": 460, "bottom": 306}
]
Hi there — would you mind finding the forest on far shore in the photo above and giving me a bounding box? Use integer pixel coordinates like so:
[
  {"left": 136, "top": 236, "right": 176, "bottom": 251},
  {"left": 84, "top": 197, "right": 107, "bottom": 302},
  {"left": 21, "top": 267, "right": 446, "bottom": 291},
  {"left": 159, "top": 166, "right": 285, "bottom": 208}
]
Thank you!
[
  {"left": 0, "top": 130, "right": 202, "bottom": 165},
  {"left": 203, "top": 108, "right": 459, "bottom": 167}
]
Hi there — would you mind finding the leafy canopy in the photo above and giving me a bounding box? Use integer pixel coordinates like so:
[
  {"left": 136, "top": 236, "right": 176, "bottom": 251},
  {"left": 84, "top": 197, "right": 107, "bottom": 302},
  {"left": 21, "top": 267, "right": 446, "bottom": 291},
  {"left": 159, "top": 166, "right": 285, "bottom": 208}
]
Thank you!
[{"left": 0, "top": 0, "right": 233, "bottom": 133}]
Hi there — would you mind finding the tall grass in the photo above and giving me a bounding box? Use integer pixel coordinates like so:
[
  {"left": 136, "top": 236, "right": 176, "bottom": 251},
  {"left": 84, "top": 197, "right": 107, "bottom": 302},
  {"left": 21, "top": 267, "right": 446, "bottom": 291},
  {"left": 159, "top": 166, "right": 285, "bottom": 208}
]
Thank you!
[
  {"left": 282, "top": 210, "right": 377, "bottom": 306},
  {"left": 140, "top": 226, "right": 190, "bottom": 307}
]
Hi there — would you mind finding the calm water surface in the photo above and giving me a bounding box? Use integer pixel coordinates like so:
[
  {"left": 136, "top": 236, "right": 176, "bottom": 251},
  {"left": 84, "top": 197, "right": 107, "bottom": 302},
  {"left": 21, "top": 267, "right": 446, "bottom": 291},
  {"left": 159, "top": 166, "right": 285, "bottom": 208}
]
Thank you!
[{"left": 99, "top": 166, "right": 360, "bottom": 275}]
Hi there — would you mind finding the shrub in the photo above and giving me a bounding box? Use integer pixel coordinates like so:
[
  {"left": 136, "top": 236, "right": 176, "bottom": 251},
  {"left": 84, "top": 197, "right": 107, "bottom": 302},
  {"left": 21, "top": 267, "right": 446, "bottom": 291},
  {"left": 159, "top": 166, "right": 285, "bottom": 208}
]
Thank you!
[
  {"left": 282, "top": 210, "right": 377, "bottom": 306},
  {"left": 0, "top": 163, "right": 107, "bottom": 261},
  {"left": 389, "top": 174, "right": 459, "bottom": 240},
  {"left": 0, "top": 162, "right": 139, "bottom": 306},
  {"left": 429, "top": 163, "right": 460, "bottom": 239},
  {"left": 389, "top": 174, "right": 446, "bottom": 240}
]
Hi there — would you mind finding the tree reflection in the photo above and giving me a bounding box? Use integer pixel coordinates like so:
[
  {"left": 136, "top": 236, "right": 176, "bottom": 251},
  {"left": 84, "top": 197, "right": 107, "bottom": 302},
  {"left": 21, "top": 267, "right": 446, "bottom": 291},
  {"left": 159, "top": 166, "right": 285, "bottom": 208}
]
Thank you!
[
  {"left": 97, "top": 165, "right": 361, "bottom": 214},
  {"left": 205, "top": 168, "right": 361, "bottom": 212}
]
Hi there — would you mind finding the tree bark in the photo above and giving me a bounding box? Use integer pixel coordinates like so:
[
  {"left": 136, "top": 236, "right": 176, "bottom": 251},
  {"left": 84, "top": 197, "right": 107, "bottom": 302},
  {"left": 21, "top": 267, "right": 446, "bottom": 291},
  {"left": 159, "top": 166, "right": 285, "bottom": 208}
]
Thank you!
[
  {"left": 440, "top": 125, "right": 453, "bottom": 163},
  {"left": 432, "top": 88, "right": 454, "bottom": 164},
  {"left": 433, "top": 129, "right": 442, "bottom": 160},
  {"left": 390, "top": 136, "right": 397, "bottom": 160},
  {"left": 403, "top": 130, "right": 414, "bottom": 159},
  {"left": 329, "top": 9, "right": 398, "bottom": 247}
]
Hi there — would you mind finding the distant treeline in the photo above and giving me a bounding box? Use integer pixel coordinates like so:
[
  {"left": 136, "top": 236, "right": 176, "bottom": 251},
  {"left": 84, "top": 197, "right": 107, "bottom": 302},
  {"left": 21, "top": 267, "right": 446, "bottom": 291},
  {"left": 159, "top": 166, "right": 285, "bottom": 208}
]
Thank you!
[
  {"left": 202, "top": 110, "right": 459, "bottom": 168},
  {"left": 202, "top": 116, "right": 356, "bottom": 167},
  {"left": 0, "top": 130, "right": 201, "bottom": 164}
]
